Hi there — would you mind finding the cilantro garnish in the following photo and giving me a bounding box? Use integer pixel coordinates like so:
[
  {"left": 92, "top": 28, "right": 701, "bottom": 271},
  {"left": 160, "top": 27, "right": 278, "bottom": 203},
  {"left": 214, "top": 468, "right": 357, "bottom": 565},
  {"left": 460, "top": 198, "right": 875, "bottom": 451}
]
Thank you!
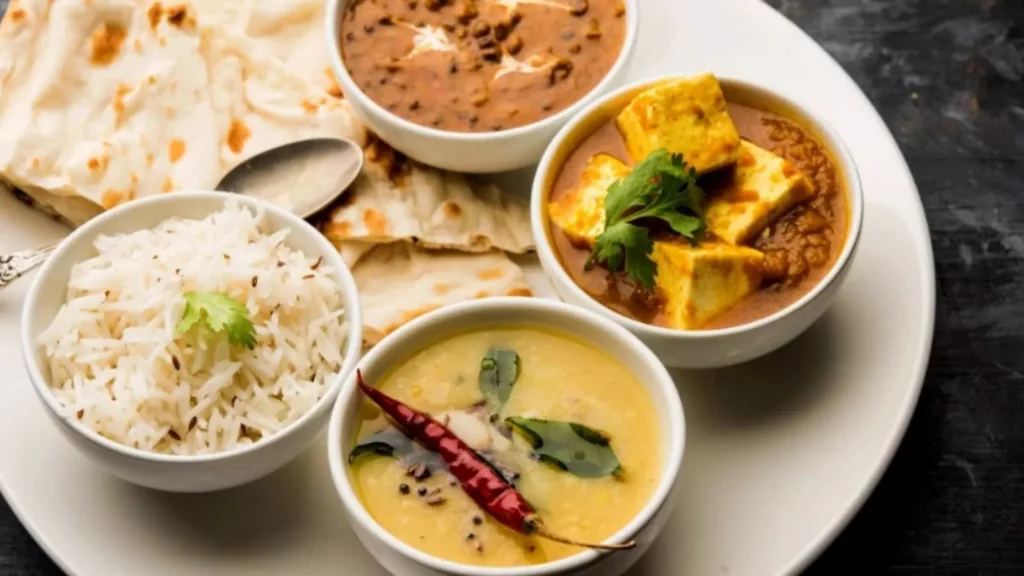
[
  {"left": 586, "top": 149, "right": 705, "bottom": 290},
  {"left": 176, "top": 291, "right": 257, "bottom": 350}
]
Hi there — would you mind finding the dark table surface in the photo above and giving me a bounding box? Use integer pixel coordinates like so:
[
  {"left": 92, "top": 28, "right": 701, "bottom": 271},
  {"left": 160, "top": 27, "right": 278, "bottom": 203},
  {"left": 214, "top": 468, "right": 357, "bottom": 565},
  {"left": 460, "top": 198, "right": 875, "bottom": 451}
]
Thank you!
[{"left": 3, "top": 0, "right": 1023, "bottom": 574}]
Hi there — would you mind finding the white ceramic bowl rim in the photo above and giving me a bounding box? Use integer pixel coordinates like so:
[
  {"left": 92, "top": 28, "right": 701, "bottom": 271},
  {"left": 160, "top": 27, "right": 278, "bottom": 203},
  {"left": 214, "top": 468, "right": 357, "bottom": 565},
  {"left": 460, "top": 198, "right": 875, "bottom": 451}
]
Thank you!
[
  {"left": 327, "top": 297, "right": 685, "bottom": 576},
  {"left": 531, "top": 74, "right": 866, "bottom": 341},
  {"left": 324, "top": 0, "right": 640, "bottom": 143},
  {"left": 19, "top": 191, "right": 364, "bottom": 465}
]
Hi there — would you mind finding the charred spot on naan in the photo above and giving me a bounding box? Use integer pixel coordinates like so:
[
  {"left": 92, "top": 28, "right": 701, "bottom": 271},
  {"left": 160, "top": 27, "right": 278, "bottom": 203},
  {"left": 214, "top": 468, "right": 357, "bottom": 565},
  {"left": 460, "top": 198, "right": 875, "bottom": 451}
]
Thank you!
[
  {"left": 90, "top": 22, "right": 127, "bottom": 67},
  {"left": 166, "top": 4, "right": 196, "bottom": 30},
  {"left": 443, "top": 201, "right": 462, "bottom": 219},
  {"left": 302, "top": 99, "right": 320, "bottom": 115},
  {"left": 87, "top": 155, "right": 109, "bottom": 173},
  {"left": 363, "top": 209, "right": 389, "bottom": 236},
  {"left": 324, "top": 68, "right": 345, "bottom": 99},
  {"left": 162, "top": 177, "right": 175, "bottom": 193},
  {"left": 364, "top": 135, "right": 411, "bottom": 185},
  {"left": 477, "top": 268, "right": 505, "bottom": 281},
  {"left": 8, "top": 3, "right": 27, "bottom": 24},
  {"left": 326, "top": 220, "right": 353, "bottom": 239},
  {"left": 168, "top": 139, "right": 186, "bottom": 163},
  {"left": 507, "top": 287, "right": 533, "bottom": 297},
  {"left": 147, "top": 2, "right": 163, "bottom": 30},
  {"left": 100, "top": 189, "right": 124, "bottom": 209},
  {"left": 227, "top": 119, "right": 252, "bottom": 154},
  {"left": 112, "top": 84, "right": 132, "bottom": 124}
]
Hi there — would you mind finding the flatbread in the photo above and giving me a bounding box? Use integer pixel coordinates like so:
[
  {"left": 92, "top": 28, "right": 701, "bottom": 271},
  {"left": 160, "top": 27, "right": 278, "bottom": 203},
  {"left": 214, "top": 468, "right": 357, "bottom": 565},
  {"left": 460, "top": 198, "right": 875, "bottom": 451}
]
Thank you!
[
  {"left": 0, "top": 0, "right": 363, "bottom": 226},
  {"left": 323, "top": 138, "right": 534, "bottom": 255},
  {"left": 191, "top": 0, "right": 342, "bottom": 98},
  {"left": 0, "top": 0, "right": 537, "bottom": 346},
  {"left": 354, "top": 243, "right": 533, "bottom": 344},
  {"left": 0, "top": 0, "right": 533, "bottom": 256}
]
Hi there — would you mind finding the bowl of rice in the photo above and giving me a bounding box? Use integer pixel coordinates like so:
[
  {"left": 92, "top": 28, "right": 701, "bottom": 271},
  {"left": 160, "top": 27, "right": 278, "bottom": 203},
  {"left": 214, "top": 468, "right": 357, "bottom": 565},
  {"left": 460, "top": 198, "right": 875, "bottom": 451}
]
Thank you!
[{"left": 20, "top": 191, "right": 362, "bottom": 492}]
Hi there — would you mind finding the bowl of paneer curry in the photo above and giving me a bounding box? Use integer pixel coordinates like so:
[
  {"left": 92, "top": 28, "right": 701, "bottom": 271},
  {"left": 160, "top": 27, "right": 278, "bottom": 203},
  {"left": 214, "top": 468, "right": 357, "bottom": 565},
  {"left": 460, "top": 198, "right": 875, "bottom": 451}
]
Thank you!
[
  {"left": 326, "top": 0, "right": 638, "bottom": 173},
  {"left": 532, "top": 73, "right": 864, "bottom": 368}
]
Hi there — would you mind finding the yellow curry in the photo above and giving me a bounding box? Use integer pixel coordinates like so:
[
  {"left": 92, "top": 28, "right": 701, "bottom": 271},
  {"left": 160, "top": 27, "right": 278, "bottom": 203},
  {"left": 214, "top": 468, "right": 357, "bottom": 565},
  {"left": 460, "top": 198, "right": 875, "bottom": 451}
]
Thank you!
[{"left": 348, "top": 328, "right": 660, "bottom": 566}]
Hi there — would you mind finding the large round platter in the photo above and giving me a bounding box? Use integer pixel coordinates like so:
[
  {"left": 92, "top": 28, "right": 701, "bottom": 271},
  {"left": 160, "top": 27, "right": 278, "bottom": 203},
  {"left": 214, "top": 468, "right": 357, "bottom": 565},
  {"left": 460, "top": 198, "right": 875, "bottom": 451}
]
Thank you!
[{"left": 0, "top": 0, "right": 934, "bottom": 574}]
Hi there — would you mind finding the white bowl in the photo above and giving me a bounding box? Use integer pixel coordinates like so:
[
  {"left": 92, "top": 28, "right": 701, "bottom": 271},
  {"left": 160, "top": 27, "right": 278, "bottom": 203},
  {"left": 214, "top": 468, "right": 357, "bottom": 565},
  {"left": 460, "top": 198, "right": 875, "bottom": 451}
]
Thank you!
[
  {"left": 327, "top": 298, "right": 685, "bottom": 576},
  {"left": 531, "top": 76, "right": 866, "bottom": 369},
  {"left": 20, "top": 191, "right": 363, "bottom": 493},
  {"left": 325, "top": 0, "right": 639, "bottom": 174}
]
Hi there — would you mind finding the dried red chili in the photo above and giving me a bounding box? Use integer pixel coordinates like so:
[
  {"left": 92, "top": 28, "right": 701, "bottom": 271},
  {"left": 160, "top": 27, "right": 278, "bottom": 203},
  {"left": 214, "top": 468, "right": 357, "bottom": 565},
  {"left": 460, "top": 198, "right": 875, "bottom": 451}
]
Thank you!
[{"left": 355, "top": 370, "right": 635, "bottom": 551}]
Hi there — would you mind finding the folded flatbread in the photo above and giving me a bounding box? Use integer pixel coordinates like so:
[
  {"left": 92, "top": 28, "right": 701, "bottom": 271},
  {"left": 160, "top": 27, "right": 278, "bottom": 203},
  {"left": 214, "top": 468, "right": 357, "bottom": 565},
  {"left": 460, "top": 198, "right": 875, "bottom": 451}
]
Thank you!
[
  {"left": 0, "top": 0, "right": 533, "bottom": 253},
  {"left": 354, "top": 243, "right": 533, "bottom": 345},
  {"left": 323, "top": 138, "right": 534, "bottom": 257},
  {"left": 190, "top": 0, "right": 342, "bottom": 98},
  {"left": 0, "top": 0, "right": 363, "bottom": 225},
  {"left": 0, "top": 0, "right": 536, "bottom": 346}
]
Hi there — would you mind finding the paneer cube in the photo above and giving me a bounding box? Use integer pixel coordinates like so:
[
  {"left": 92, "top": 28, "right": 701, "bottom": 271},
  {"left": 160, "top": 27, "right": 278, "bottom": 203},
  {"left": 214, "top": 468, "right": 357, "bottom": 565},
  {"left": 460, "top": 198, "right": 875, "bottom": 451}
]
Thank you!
[
  {"left": 616, "top": 74, "right": 742, "bottom": 174},
  {"left": 652, "top": 241, "right": 764, "bottom": 330},
  {"left": 704, "top": 141, "right": 815, "bottom": 245},
  {"left": 548, "top": 153, "right": 630, "bottom": 246}
]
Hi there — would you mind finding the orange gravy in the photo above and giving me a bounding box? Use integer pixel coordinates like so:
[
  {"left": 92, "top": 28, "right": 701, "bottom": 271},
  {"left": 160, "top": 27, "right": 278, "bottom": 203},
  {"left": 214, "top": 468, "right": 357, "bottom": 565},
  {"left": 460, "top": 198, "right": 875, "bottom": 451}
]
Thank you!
[{"left": 549, "top": 103, "right": 849, "bottom": 330}]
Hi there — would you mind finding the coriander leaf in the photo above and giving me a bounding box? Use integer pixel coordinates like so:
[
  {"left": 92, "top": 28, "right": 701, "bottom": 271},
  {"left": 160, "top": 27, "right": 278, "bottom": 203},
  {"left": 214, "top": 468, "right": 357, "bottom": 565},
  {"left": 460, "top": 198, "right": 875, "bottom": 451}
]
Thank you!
[
  {"left": 505, "top": 417, "right": 622, "bottom": 478},
  {"left": 479, "top": 348, "right": 520, "bottom": 409},
  {"left": 590, "top": 149, "right": 706, "bottom": 290},
  {"left": 176, "top": 291, "right": 257, "bottom": 350},
  {"left": 589, "top": 222, "right": 655, "bottom": 288},
  {"left": 603, "top": 149, "right": 687, "bottom": 223},
  {"left": 652, "top": 211, "right": 704, "bottom": 240}
]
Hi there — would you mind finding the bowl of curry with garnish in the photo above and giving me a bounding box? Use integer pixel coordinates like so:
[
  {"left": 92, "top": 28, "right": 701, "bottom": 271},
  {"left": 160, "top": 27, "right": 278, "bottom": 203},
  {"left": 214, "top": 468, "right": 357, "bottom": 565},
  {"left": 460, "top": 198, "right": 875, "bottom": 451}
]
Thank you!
[
  {"left": 531, "top": 73, "right": 865, "bottom": 369},
  {"left": 326, "top": 0, "right": 638, "bottom": 173}
]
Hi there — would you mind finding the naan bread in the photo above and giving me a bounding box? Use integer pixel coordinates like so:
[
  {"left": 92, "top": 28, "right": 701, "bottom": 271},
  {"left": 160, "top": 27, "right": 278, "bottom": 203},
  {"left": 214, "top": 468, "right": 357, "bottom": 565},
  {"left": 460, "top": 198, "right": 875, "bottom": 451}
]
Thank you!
[
  {"left": 354, "top": 243, "right": 533, "bottom": 344},
  {"left": 191, "top": 0, "right": 342, "bottom": 98},
  {"left": 323, "top": 138, "right": 534, "bottom": 255},
  {"left": 0, "top": 0, "right": 363, "bottom": 226},
  {"left": 0, "top": 0, "right": 537, "bottom": 345}
]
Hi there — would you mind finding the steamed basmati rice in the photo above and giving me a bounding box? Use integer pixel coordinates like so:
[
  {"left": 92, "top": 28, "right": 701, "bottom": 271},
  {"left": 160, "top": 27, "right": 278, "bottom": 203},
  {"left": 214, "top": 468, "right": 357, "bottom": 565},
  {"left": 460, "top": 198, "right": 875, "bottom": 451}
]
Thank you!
[{"left": 38, "top": 200, "right": 348, "bottom": 455}]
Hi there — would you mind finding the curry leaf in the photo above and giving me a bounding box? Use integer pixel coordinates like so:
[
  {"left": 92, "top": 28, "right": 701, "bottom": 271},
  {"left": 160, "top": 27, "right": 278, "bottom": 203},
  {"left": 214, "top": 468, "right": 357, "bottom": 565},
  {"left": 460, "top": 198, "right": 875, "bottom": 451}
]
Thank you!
[
  {"left": 348, "top": 427, "right": 443, "bottom": 468},
  {"left": 505, "top": 417, "right": 622, "bottom": 479},
  {"left": 479, "top": 348, "right": 520, "bottom": 408},
  {"left": 348, "top": 428, "right": 412, "bottom": 464}
]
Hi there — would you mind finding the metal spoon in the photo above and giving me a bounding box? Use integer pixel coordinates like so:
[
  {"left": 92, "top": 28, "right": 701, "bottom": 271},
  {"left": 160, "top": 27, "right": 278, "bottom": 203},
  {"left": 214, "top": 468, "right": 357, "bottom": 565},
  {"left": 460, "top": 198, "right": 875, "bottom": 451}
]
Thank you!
[{"left": 0, "top": 137, "right": 364, "bottom": 291}]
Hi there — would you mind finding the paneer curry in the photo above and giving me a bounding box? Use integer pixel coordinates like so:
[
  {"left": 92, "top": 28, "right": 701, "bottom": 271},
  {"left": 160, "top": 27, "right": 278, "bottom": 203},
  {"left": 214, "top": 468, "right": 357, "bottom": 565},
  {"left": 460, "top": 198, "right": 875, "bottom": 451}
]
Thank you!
[
  {"left": 548, "top": 74, "right": 849, "bottom": 330},
  {"left": 339, "top": 0, "right": 627, "bottom": 132}
]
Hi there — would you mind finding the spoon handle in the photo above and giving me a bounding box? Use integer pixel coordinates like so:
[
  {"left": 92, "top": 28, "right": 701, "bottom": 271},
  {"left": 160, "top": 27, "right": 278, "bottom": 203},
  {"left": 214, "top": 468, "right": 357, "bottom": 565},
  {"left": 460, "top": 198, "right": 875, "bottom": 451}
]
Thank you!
[{"left": 0, "top": 243, "right": 58, "bottom": 291}]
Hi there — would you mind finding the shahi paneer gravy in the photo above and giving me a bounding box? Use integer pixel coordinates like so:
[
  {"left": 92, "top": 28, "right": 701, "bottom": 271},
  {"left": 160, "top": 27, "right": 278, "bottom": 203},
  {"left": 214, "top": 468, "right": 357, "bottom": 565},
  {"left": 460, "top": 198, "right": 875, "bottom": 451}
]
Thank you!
[
  {"left": 349, "top": 329, "right": 660, "bottom": 566},
  {"left": 550, "top": 102, "right": 850, "bottom": 330},
  {"left": 339, "top": 0, "right": 627, "bottom": 132}
]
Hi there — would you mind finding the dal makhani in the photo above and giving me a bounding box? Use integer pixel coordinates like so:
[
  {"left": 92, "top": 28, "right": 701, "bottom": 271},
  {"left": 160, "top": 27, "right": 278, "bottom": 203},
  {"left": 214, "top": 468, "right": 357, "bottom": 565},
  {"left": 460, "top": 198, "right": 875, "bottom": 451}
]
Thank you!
[
  {"left": 348, "top": 329, "right": 659, "bottom": 566},
  {"left": 339, "top": 0, "right": 628, "bottom": 132}
]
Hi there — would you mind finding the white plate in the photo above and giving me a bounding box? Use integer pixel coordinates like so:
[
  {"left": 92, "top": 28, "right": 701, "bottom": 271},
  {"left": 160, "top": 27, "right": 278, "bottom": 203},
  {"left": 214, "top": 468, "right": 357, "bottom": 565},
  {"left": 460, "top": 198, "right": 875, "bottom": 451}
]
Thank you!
[{"left": 0, "top": 0, "right": 934, "bottom": 574}]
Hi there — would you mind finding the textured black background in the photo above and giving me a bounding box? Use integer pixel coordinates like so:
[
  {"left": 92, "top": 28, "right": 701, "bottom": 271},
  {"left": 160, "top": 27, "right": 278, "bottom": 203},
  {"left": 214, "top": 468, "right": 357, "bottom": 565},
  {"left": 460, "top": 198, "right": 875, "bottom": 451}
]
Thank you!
[{"left": 2, "top": 0, "right": 1023, "bottom": 574}]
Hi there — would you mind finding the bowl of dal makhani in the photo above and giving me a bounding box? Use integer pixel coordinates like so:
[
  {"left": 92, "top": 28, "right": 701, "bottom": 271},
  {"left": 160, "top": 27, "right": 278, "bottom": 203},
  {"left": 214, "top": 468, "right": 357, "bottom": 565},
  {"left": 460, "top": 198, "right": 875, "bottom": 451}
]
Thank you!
[
  {"left": 326, "top": 0, "right": 639, "bottom": 173},
  {"left": 20, "top": 192, "right": 362, "bottom": 492},
  {"left": 327, "top": 298, "right": 684, "bottom": 576},
  {"left": 532, "top": 73, "right": 865, "bottom": 368}
]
